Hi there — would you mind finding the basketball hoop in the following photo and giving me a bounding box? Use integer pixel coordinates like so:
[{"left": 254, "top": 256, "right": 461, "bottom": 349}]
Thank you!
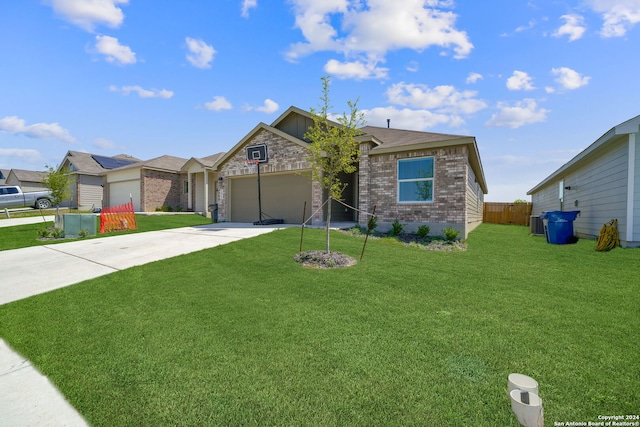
[{"left": 244, "top": 159, "right": 259, "bottom": 173}]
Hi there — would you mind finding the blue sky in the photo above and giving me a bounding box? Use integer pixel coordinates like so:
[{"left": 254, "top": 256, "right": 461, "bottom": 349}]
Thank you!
[{"left": 1, "top": 0, "right": 639, "bottom": 201}]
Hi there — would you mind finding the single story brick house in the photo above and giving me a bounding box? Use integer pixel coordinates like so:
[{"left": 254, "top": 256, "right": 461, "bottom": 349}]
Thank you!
[
  {"left": 208, "top": 106, "right": 487, "bottom": 237},
  {"left": 59, "top": 151, "right": 139, "bottom": 210},
  {"left": 103, "top": 155, "right": 188, "bottom": 212},
  {"left": 527, "top": 114, "right": 640, "bottom": 247}
]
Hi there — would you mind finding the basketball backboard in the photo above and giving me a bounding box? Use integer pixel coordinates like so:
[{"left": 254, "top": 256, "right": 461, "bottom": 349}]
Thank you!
[{"left": 246, "top": 144, "right": 268, "bottom": 163}]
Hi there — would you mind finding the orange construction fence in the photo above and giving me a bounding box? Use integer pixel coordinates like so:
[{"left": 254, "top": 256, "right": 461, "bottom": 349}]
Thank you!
[{"left": 99, "top": 201, "right": 137, "bottom": 233}]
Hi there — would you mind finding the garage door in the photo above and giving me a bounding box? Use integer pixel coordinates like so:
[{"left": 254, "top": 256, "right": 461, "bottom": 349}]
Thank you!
[
  {"left": 230, "top": 172, "right": 312, "bottom": 223},
  {"left": 109, "top": 180, "right": 141, "bottom": 211}
]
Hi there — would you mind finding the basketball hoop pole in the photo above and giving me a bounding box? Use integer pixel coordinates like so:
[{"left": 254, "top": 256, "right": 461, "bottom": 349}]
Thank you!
[
  {"left": 256, "top": 161, "right": 263, "bottom": 224},
  {"left": 246, "top": 159, "right": 264, "bottom": 224}
]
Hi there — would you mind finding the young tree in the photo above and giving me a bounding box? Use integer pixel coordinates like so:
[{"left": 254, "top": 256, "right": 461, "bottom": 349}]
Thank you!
[
  {"left": 42, "top": 164, "right": 73, "bottom": 227},
  {"left": 304, "top": 76, "right": 365, "bottom": 253}
]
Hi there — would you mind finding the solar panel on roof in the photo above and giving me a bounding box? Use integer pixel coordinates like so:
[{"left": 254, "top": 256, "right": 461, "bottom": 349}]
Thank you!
[{"left": 92, "top": 155, "right": 137, "bottom": 169}]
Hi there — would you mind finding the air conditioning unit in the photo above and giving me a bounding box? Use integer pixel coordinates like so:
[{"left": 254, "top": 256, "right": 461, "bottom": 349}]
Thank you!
[{"left": 530, "top": 216, "right": 545, "bottom": 235}]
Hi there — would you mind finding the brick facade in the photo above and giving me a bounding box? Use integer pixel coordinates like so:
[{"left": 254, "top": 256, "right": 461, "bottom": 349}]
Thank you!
[
  {"left": 216, "top": 128, "right": 322, "bottom": 223},
  {"left": 141, "top": 169, "right": 187, "bottom": 212},
  {"left": 358, "top": 144, "right": 478, "bottom": 236}
]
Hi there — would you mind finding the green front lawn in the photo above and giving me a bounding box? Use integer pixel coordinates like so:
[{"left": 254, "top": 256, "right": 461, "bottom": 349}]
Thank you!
[
  {"left": 0, "top": 214, "right": 212, "bottom": 251},
  {"left": 0, "top": 224, "right": 637, "bottom": 426}
]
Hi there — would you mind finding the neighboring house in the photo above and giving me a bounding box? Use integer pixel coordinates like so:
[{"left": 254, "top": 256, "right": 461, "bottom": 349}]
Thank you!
[
  {"left": 181, "top": 152, "right": 225, "bottom": 213},
  {"left": 210, "top": 106, "right": 487, "bottom": 237},
  {"left": 59, "top": 151, "right": 139, "bottom": 210},
  {"left": 104, "top": 155, "right": 188, "bottom": 212},
  {"left": 4, "top": 169, "right": 49, "bottom": 192},
  {"left": 0, "top": 169, "right": 9, "bottom": 185},
  {"left": 528, "top": 114, "right": 640, "bottom": 247}
]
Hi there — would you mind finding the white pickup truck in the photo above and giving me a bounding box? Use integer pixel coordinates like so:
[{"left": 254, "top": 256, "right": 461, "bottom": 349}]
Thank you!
[{"left": 0, "top": 185, "right": 53, "bottom": 209}]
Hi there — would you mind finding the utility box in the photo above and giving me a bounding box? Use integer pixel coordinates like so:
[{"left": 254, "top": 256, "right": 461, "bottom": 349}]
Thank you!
[{"left": 63, "top": 214, "right": 97, "bottom": 238}]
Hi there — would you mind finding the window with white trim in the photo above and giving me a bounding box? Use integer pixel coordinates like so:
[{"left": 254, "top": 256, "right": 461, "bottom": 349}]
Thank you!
[{"left": 398, "top": 157, "right": 434, "bottom": 202}]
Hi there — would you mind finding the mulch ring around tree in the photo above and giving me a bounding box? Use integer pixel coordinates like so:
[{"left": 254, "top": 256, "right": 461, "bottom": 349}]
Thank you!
[{"left": 294, "top": 251, "right": 357, "bottom": 269}]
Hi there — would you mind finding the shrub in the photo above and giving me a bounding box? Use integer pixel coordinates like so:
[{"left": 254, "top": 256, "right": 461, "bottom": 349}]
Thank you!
[
  {"left": 347, "top": 226, "right": 364, "bottom": 235},
  {"left": 442, "top": 226, "right": 461, "bottom": 242},
  {"left": 38, "top": 227, "right": 65, "bottom": 239},
  {"left": 390, "top": 219, "right": 404, "bottom": 236},
  {"left": 78, "top": 229, "right": 89, "bottom": 238},
  {"left": 37, "top": 228, "right": 53, "bottom": 238},
  {"left": 417, "top": 225, "right": 430, "bottom": 239}
]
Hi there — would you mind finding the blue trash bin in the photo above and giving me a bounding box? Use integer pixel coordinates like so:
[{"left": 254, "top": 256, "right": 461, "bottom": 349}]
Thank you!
[{"left": 540, "top": 211, "right": 580, "bottom": 244}]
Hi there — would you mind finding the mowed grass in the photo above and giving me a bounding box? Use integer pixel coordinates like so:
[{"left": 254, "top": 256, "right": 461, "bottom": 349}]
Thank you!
[
  {"left": 0, "top": 214, "right": 212, "bottom": 251},
  {"left": 0, "top": 224, "right": 637, "bottom": 426}
]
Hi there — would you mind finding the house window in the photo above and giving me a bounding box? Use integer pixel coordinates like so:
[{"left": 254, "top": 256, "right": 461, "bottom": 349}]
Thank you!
[
  {"left": 398, "top": 157, "right": 434, "bottom": 202},
  {"left": 184, "top": 181, "right": 188, "bottom": 194}
]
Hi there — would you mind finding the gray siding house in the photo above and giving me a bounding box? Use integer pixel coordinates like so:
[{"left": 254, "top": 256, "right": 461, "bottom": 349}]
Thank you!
[
  {"left": 528, "top": 114, "right": 640, "bottom": 247},
  {"left": 4, "top": 169, "right": 49, "bottom": 192},
  {"left": 59, "top": 151, "right": 139, "bottom": 210}
]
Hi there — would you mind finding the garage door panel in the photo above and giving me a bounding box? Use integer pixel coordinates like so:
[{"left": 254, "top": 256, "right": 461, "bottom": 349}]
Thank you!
[
  {"left": 230, "top": 173, "right": 311, "bottom": 223},
  {"left": 109, "top": 181, "right": 140, "bottom": 211}
]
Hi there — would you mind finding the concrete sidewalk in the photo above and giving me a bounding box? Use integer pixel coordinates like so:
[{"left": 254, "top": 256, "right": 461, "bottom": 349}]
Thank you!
[{"left": 0, "top": 222, "right": 286, "bottom": 427}]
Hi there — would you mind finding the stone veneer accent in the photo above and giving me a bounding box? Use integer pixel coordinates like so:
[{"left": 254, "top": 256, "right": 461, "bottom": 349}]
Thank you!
[
  {"left": 141, "top": 169, "right": 187, "bottom": 211},
  {"left": 216, "top": 128, "right": 322, "bottom": 223}
]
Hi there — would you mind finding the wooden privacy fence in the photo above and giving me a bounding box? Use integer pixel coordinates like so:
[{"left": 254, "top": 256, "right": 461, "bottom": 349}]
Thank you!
[{"left": 483, "top": 202, "right": 533, "bottom": 226}]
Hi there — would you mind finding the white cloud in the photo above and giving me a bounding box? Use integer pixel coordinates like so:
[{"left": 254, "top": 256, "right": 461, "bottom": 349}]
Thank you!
[
  {"left": 586, "top": 0, "right": 640, "bottom": 37},
  {"left": 506, "top": 70, "right": 535, "bottom": 91},
  {"left": 485, "top": 99, "right": 549, "bottom": 129},
  {"left": 241, "top": 0, "right": 257, "bottom": 17},
  {"left": 0, "top": 116, "right": 76, "bottom": 143},
  {"left": 361, "top": 106, "right": 459, "bottom": 131},
  {"left": 254, "top": 99, "right": 279, "bottom": 114},
  {"left": 386, "top": 82, "right": 487, "bottom": 115},
  {"left": 406, "top": 61, "right": 419, "bottom": 72},
  {"left": 109, "top": 85, "right": 174, "bottom": 98},
  {"left": 94, "top": 35, "right": 136, "bottom": 65},
  {"left": 93, "top": 138, "right": 116, "bottom": 149},
  {"left": 551, "top": 67, "right": 590, "bottom": 90},
  {"left": 553, "top": 14, "right": 587, "bottom": 41},
  {"left": 204, "top": 96, "right": 233, "bottom": 111},
  {"left": 0, "top": 148, "right": 44, "bottom": 165},
  {"left": 286, "top": 0, "right": 473, "bottom": 77},
  {"left": 185, "top": 37, "right": 215, "bottom": 69},
  {"left": 324, "top": 58, "right": 388, "bottom": 80},
  {"left": 466, "top": 72, "right": 483, "bottom": 84},
  {"left": 49, "top": 0, "right": 128, "bottom": 32}
]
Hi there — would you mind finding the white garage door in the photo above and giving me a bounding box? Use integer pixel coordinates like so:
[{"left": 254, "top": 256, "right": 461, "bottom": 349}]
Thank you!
[
  {"left": 109, "top": 180, "right": 140, "bottom": 211},
  {"left": 230, "top": 172, "right": 312, "bottom": 223}
]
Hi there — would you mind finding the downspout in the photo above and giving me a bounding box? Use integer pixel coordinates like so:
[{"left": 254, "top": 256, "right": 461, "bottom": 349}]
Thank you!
[
  {"left": 187, "top": 172, "right": 193, "bottom": 211},
  {"left": 626, "top": 133, "right": 636, "bottom": 244},
  {"left": 204, "top": 169, "right": 209, "bottom": 216}
]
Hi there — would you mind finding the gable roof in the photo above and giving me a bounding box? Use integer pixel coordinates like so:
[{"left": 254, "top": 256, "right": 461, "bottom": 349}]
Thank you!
[
  {"left": 8, "top": 169, "right": 48, "bottom": 183},
  {"left": 0, "top": 169, "right": 8, "bottom": 184},
  {"left": 181, "top": 152, "right": 226, "bottom": 171},
  {"left": 527, "top": 114, "right": 640, "bottom": 195},
  {"left": 360, "top": 126, "right": 488, "bottom": 194},
  {"left": 212, "top": 122, "right": 310, "bottom": 170},
  {"left": 108, "top": 155, "right": 188, "bottom": 173},
  {"left": 61, "top": 151, "right": 140, "bottom": 175}
]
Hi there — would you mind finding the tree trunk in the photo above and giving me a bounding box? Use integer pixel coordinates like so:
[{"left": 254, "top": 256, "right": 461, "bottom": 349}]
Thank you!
[
  {"left": 54, "top": 206, "right": 63, "bottom": 229},
  {"left": 325, "top": 196, "right": 332, "bottom": 253}
]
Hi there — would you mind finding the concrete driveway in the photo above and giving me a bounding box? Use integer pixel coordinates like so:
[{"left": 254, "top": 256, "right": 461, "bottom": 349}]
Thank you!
[{"left": 0, "top": 221, "right": 286, "bottom": 427}]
